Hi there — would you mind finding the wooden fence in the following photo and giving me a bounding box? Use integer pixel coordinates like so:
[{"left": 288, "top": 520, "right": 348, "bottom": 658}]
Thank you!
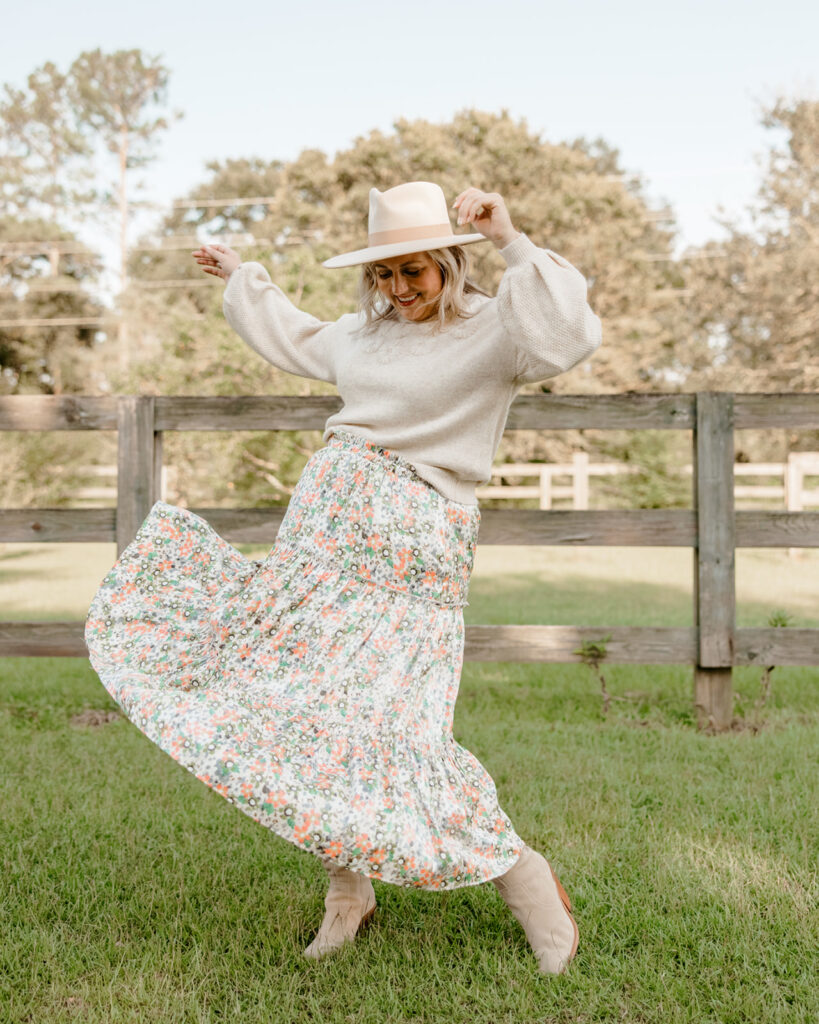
[
  {"left": 68, "top": 454, "right": 819, "bottom": 513},
  {"left": 477, "top": 452, "right": 819, "bottom": 510},
  {"left": 1, "top": 392, "right": 818, "bottom": 730}
]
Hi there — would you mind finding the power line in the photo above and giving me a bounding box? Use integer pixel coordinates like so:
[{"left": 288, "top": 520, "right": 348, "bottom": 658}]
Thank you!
[
  {"left": 638, "top": 251, "right": 731, "bottom": 262},
  {"left": 130, "top": 235, "right": 275, "bottom": 252},
  {"left": 0, "top": 316, "right": 117, "bottom": 328},
  {"left": 0, "top": 240, "right": 95, "bottom": 256},
  {"left": 1, "top": 236, "right": 733, "bottom": 263},
  {"left": 0, "top": 233, "right": 275, "bottom": 257},
  {"left": 0, "top": 312, "right": 206, "bottom": 328},
  {"left": 0, "top": 278, "right": 216, "bottom": 295},
  {"left": 130, "top": 278, "right": 214, "bottom": 288},
  {"left": 171, "top": 195, "right": 280, "bottom": 209}
]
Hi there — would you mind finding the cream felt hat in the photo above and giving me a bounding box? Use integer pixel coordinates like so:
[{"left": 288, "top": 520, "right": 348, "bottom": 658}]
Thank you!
[{"left": 322, "top": 181, "right": 489, "bottom": 269}]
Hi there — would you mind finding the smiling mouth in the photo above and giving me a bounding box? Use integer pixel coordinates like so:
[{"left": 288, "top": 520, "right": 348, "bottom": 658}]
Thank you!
[{"left": 395, "top": 295, "right": 419, "bottom": 308}]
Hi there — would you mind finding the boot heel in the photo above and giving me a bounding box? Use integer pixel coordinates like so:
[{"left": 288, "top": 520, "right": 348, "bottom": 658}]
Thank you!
[
  {"left": 359, "top": 905, "right": 376, "bottom": 930},
  {"left": 550, "top": 865, "right": 572, "bottom": 911},
  {"left": 549, "top": 864, "right": 578, "bottom": 962}
]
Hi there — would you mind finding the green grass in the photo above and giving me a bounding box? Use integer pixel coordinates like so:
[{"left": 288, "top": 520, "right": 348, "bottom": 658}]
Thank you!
[
  {"left": 2, "top": 541, "right": 818, "bottom": 627},
  {"left": 1, "top": 543, "right": 818, "bottom": 1022}
]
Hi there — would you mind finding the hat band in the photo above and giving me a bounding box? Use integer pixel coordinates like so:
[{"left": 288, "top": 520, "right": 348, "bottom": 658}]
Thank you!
[{"left": 367, "top": 223, "right": 452, "bottom": 247}]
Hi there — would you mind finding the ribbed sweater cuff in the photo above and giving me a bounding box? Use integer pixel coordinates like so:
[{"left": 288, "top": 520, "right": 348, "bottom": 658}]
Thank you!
[
  {"left": 223, "top": 260, "right": 263, "bottom": 302},
  {"left": 499, "top": 232, "right": 571, "bottom": 271},
  {"left": 498, "top": 232, "right": 538, "bottom": 265}
]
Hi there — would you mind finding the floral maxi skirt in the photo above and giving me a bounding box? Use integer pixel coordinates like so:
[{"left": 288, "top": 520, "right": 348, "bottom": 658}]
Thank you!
[{"left": 85, "top": 429, "right": 525, "bottom": 889}]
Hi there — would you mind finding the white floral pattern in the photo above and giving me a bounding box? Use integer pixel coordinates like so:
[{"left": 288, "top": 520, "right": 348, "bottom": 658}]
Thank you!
[{"left": 85, "top": 429, "right": 524, "bottom": 888}]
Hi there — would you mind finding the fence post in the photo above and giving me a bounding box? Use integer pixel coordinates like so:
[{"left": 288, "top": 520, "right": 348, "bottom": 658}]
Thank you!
[
  {"left": 573, "top": 451, "right": 589, "bottom": 509},
  {"left": 160, "top": 464, "right": 178, "bottom": 503},
  {"left": 539, "top": 467, "right": 552, "bottom": 510},
  {"left": 117, "top": 396, "right": 161, "bottom": 555},
  {"left": 786, "top": 452, "right": 803, "bottom": 559},
  {"left": 692, "top": 392, "right": 735, "bottom": 730}
]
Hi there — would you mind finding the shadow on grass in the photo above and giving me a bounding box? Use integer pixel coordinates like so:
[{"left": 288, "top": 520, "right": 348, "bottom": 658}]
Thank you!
[
  {"left": 467, "top": 573, "right": 692, "bottom": 626},
  {"left": 466, "top": 572, "right": 819, "bottom": 628},
  {"left": 0, "top": 547, "right": 39, "bottom": 564}
]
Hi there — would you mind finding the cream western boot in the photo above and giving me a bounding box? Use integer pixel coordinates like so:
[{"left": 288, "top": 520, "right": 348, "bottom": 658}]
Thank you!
[
  {"left": 492, "top": 845, "right": 579, "bottom": 975},
  {"left": 303, "top": 860, "right": 377, "bottom": 960}
]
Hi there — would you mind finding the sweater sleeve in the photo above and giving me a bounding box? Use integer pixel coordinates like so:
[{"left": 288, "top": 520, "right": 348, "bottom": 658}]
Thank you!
[
  {"left": 496, "top": 234, "right": 602, "bottom": 385},
  {"left": 222, "top": 261, "right": 337, "bottom": 384}
]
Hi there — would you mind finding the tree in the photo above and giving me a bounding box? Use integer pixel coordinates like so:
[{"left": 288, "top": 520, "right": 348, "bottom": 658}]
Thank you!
[
  {"left": 66, "top": 48, "right": 179, "bottom": 371},
  {"left": 681, "top": 95, "right": 819, "bottom": 393},
  {"left": 113, "top": 275, "right": 335, "bottom": 510},
  {"left": 131, "top": 109, "right": 682, "bottom": 390},
  {"left": 69, "top": 49, "right": 177, "bottom": 288},
  {"left": 0, "top": 215, "right": 103, "bottom": 394},
  {"left": 0, "top": 61, "right": 93, "bottom": 220},
  {"left": 0, "top": 58, "right": 109, "bottom": 394},
  {"left": 0, "top": 49, "right": 178, "bottom": 391}
]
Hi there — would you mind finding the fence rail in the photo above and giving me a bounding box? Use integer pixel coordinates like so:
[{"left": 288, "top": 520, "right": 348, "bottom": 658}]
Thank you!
[
  {"left": 475, "top": 452, "right": 819, "bottom": 510},
  {"left": 2, "top": 392, "right": 818, "bottom": 730},
  {"left": 66, "top": 455, "right": 819, "bottom": 511}
]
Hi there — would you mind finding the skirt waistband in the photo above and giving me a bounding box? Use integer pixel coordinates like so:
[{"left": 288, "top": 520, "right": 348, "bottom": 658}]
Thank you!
[
  {"left": 275, "top": 430, "right": 480, "bottom": 607},
  {"left": 326, "top": 430, "right": 438, "bottom": 486}
]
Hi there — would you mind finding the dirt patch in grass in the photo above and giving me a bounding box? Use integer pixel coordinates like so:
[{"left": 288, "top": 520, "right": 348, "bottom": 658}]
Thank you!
[{"left": 69, "top": 709, "right": 121, "bottom": 727}]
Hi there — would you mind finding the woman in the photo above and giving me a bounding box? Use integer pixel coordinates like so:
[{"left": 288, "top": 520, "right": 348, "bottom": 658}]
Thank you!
[{"left": 85, "top": 182, "right": 601, "bottom": 975}]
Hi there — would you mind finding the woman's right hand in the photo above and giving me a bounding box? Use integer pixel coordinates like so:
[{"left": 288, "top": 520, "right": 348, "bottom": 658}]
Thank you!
[{"left": 191, "top": 243, "right": 242, "bottom": 281}]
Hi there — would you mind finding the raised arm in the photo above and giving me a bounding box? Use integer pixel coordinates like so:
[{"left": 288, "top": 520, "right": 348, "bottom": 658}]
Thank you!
[
  {"left": 453, "top": 188, "right": 602, "bottom": 385},
  {"left": 496, "top": 235, "right": 602, "bottom": 385},
  {"left": 192, "top": 243, "right": 337, "bottom": 384}
]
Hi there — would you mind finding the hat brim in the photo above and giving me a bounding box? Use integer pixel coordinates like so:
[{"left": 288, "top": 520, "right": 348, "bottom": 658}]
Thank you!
[{"left": 322, "top": 232, "right": 489, "bottom": 269}]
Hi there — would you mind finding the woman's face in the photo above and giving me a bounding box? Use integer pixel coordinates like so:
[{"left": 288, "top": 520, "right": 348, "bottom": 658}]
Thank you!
[{"left": 372, "top": 251, "right": 444, "bottom": 322}]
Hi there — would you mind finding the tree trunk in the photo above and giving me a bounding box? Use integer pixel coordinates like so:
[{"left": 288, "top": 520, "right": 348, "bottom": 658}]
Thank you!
[{"left": 118, "top": 122, "right": 129, "bottom": 372}]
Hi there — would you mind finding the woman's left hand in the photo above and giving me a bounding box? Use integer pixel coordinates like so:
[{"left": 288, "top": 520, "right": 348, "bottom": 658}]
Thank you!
[{"left": 452, "top": 188, "right": 520, "bottom": 249}]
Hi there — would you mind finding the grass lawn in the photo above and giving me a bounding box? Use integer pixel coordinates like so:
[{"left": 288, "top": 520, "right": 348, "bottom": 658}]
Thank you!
[{"left": 1, "top": 541, "right": 817, "bottom": 1022}]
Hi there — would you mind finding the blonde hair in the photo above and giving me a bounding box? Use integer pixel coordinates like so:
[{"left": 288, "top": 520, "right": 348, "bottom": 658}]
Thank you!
[{"left": 358, "top": 246, "right": 488, "bottom": 331}]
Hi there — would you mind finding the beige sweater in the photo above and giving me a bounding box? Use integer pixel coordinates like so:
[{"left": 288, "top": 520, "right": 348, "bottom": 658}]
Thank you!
[{"left": 223, "top": 233, "right": 602, "bottom": 505}]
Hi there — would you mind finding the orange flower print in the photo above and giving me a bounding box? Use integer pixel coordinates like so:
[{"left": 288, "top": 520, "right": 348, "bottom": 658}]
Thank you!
[{"left": 352, "top": 834, "right": 372, "bottom": 855}]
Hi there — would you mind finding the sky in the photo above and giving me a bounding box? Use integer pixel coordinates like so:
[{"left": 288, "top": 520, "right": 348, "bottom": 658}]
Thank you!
[{"left": 2, "top": 0, "right": 818, "bottom": 270}]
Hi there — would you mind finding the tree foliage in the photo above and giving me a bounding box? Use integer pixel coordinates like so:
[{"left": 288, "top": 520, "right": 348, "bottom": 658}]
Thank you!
[
  {"left": 0, "top": 216, "right": 103, "bottom": 394},
  {"left": 0, "top": 49, "right": 176, "bottom": 392},
  {"left": 121, "top": 110, "right": 686, "bottom": 481},
  {"left": 132, "top": 109, "right": 683, "bottom": 391},
  {"left": 680, "top": 96, "right": 819, "bottom": 393},
  {"left": 68, "top": 49, "right": 174, "bottom": 168},
  {"left": 4, "top": 78, "right": 818, "bottom": 498},
  {"left": 113, "top": 281, "right": 333, "bottom": 508},
  {"left": 0, "top": 61, "right": 93, "bottom": 217}
]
